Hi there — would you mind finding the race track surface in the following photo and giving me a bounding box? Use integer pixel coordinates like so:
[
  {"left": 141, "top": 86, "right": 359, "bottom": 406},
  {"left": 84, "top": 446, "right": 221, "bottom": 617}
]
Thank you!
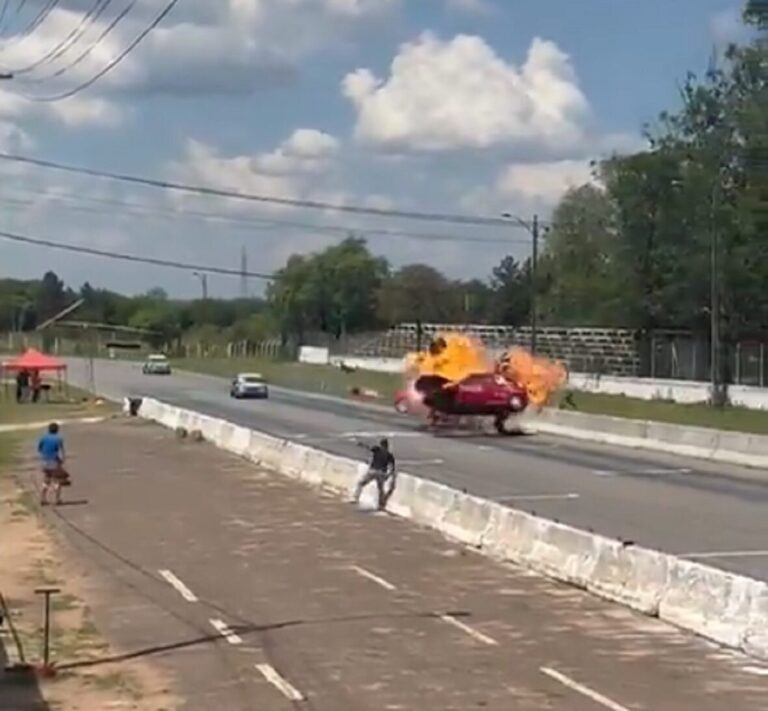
[
  {"left": 68, "top": 358, "right": 768, "bottom": 581},
  {"left": 32, "top": 420, "right": 768, "bottom": 709}
]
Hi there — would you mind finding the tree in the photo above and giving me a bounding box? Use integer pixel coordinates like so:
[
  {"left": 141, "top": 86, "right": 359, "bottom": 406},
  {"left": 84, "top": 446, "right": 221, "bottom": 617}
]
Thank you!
[
  {"left": 488, "top": 256, "right": 531, "bottom": 326},
  {"left": 377, "top": 264, "right": 454, "bottom": 325},
  {"left": 36, "top": 271, "right": 69, "bottom": 323},
  {"left": 538, "top": 184, "right": 621, "bottom": 326}
]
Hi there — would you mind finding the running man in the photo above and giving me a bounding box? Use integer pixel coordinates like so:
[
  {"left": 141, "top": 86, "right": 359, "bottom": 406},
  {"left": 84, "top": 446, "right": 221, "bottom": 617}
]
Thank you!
[
  {"left": 353, "top": 438, "right": 397, "bottom": 510},
  {"left": 38, "top": 422, "right": 66, "bottom": 506}
]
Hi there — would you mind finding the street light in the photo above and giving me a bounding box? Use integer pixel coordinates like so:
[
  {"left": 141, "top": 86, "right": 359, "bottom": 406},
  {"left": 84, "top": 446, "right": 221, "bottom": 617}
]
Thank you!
[
  {"left": 192, "top": 271, "right": 208, "bottom": 300},
  {"left": 501, "top": 213, "right": 540, "bottom": 355}
]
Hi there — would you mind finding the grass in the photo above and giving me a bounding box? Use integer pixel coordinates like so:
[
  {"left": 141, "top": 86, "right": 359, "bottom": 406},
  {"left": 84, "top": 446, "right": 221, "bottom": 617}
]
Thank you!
[
  {"left": 0, "top": 385, "right": 115, "bottom": 426},
  {"left": 175, "top": 356, "right": 402, "bottom": 400},
  {"left": 173, "top": 355, "right": 768, "bottom": 435}
]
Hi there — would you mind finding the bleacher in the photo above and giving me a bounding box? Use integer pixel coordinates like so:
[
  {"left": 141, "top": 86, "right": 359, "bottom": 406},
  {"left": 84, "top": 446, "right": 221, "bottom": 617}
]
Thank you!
[{"left": 353, "top": 323, "right": 640, "bottom": 376}]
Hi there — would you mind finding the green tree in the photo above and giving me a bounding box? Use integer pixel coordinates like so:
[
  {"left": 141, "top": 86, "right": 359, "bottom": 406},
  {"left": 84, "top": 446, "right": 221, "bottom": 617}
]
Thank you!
[
  {"left": 488, "top": 256, "right": 531, "bottom": 326},
  {"left": 538, "top": 184, "right": 621, "bottom": 325}
]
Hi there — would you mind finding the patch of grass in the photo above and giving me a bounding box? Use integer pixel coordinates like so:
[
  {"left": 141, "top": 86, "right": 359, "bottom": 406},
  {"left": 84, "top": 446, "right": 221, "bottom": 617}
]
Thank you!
[
  {"left": 175, "top": 356, "right": 768, "bottom": 434},
  {"left": 558, "top": 389, "right": 768, "bottom": 435},
  {"left": 175, "top": 357, "right": 401, "bottom": 400},
  {"left": 0, "top": 385, "right": 116, "bottom": 426}
]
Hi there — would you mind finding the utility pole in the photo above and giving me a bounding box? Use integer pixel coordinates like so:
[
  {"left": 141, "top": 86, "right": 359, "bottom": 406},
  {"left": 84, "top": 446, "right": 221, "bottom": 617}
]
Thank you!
[
  {"left": 240, "top": 245, "right": 248, "bottom": 299},
  {"left": 501, "top": 212, "right": 540, "bottom": 355},
  {"left": 531, "top": 214, "right": 539, "bottom": 356},
  {"left": 710, "top": 179, "right": 723, "bottom": 407},
  {"left": 193, "top": 271, "right": 208, "bottom": 300}
]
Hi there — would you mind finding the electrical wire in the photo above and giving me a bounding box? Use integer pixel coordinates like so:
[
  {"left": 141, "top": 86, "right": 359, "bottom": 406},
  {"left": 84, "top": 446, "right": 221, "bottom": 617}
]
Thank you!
[
  {"left": 22, "top": 0, "right": 137, "bottom": 82},
  {"left": 0, "top": 186, "right": 532, "bottom": 245},
  {"left": 0, "top": 152, "right": 531, "bottom": 228},
  {"left": 0, "top": 0, "right": 61, "bottom": 48},
  {"left": 0, "top": 0, "right": 26, "bottom": 36},
  {"left": 6, "top": 0, "right": 115, "bottom": 75},
  {"left": 0, "top": 0, "right": 12, "bottom": 36},
  {"left": 0, "top": 228, "right": 277, "bottom": 279},
  {"left": 16, "top": 0, "right": 178, "bottom": 100}
]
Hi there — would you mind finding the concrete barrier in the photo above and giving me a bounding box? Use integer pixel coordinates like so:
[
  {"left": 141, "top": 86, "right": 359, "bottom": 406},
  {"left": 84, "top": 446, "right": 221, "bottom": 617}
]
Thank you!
[
  {"left": 526, "top": 408, "right": 768, "bottom": 469},
  {"left": 659, "top": 559, "right": 762, "bottom": 649},
  {"left": 587, "top": 542, "right": 669, "bottom": 616},
  {"left": 137, "top": 397, "right": 768, "bottom": 663}
]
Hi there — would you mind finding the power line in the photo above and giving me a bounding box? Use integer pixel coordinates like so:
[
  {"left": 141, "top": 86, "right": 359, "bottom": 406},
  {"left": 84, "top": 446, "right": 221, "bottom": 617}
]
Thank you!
[
  {"left": 16, "top": 0, "right": 177, "bottom": 101},
  {"left": 0, "top": 152, "right": 529, "bottom": 228},
  {"left": 0, "top": 0, "right": 61, "bottom": 48},
  {"left": 0, "top": 228, "right": 276, "bottom": 279},
  {"left": 0, "top": 0, "right": 26, "bottom": 37},
  {"left": 21, "top": 0, "right": 136, "bottom": 83},
  {"left": 4, "top": 0, "right": 116, "bottom": 75},
  {"left": 0, "top": 186, "right": 531, "bottom": 244}
]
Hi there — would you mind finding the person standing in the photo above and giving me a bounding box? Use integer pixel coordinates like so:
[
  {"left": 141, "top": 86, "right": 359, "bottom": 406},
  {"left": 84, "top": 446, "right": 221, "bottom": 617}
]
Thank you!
[
  {"left": 352, "top": 438, "right": 397, "bottom": 511},
  {"left": 38, "top": 422, "right": 66, "bottom": 506},
  {"left": 15, "top": 369, "right": 29, "bottom": 403}
]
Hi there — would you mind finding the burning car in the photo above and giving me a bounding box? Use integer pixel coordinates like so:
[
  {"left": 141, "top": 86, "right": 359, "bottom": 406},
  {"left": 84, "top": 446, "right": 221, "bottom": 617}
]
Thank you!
[{"left": 395, "top": 371, "right": 529, "bottom": 434}]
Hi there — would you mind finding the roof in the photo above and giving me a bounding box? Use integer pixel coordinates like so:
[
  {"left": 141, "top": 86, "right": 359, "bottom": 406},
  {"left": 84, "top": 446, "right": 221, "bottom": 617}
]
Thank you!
[
  {"left": 2, "top": 348, "right": 67, "bottom": 371},
  {"left": 238, "top": 372, "right": 264, "bottom": 380}
]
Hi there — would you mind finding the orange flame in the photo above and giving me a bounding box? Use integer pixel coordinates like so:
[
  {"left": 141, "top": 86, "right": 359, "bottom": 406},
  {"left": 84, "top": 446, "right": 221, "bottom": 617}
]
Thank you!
[
  {"left": 405, "top": 333, "right": 567, "bottom": 408},
  {"left": 498, "top": 348, "right": 568, "bottom": 408}
]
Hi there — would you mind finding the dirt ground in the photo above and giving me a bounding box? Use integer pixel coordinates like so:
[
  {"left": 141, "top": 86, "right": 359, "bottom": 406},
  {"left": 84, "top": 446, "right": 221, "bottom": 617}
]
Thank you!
[{"left": 0, "top": 435, "right": 177, "bottom": 711}]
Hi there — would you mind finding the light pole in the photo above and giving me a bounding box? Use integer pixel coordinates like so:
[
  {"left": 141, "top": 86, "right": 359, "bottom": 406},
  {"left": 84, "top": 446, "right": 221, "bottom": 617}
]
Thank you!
[
  {"left": 501, "top": 213, "right": 540, "bottom": 354},
  {"left": 192, "top": 271, "right": 208, "bottom": 300}
]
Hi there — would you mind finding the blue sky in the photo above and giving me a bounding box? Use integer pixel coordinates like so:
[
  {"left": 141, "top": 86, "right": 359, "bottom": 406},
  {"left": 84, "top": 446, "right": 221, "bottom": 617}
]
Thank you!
[{"left": 0, "top": 0, "right": 750, "bottom": 297}]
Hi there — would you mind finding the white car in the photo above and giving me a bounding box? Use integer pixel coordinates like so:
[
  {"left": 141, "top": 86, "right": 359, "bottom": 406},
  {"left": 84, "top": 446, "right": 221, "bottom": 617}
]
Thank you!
[
  {"left": 142, "top": 354, "right": 172, "bottom": 375},
  {"left": 230, "top": 373, "right": 269, "bottom": 399}
]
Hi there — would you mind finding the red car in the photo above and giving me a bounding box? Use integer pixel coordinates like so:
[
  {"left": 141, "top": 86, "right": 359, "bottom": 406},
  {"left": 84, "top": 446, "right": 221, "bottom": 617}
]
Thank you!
[{"left": 395, "top": 372, "right": 529, "bottom": 433}]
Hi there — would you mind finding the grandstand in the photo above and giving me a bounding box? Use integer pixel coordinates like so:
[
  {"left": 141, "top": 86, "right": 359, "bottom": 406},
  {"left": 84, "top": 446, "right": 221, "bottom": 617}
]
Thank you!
[{"left": 352, "top": 323, "right": 641, "bottom": 376}]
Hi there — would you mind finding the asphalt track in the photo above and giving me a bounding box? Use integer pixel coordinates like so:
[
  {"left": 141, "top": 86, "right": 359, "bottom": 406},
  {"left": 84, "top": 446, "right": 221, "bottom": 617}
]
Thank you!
[
  {"left": 33, "top": 420, "right": 768, "bottom": 710},
  {"left": 68, "top": 358, "right": 768, "bottom": 581}
]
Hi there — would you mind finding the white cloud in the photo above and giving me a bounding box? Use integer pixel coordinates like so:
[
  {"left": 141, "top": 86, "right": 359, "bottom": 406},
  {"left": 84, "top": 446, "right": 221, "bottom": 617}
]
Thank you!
[
  {"left": 460, "top": 159, "right": 594, "bottom": 218},
  {"left": 166, "top": 127, "right": 343, "bottom": 217},
  {"left": 343, "top": 32, "right": 590, "bottom": 153},
  {"left": 497, "top": 159, "right": 594, "bottom": 204}
]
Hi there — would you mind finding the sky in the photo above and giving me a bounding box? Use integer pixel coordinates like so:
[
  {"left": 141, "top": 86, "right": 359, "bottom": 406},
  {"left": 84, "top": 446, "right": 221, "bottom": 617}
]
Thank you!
[{"left": 0, "top": 0, "right": 752, "bottom": 298}]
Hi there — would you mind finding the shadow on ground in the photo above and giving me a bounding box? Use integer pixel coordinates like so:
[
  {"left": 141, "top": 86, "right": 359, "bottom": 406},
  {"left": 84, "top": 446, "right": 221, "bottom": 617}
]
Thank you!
[{"left": 0, "top": 635, "right": 50, "bottom": 711}]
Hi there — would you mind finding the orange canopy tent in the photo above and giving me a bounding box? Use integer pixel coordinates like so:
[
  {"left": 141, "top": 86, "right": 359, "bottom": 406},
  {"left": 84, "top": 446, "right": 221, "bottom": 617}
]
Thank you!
[
  {"left": 1, "top": 348, "right": 68, "bottom": 400},
  {"left": 2, "top": 348, "right": 66, "bottom": 372}
]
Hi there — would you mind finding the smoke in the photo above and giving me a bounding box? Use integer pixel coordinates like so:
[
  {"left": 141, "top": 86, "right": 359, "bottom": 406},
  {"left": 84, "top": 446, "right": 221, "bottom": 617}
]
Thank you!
[{"left": 404, "top": 333, "right": 567, "bottom": 408}]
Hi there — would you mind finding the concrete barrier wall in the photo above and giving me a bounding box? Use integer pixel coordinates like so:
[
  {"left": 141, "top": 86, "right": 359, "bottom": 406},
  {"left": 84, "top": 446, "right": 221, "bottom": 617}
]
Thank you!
[
  {"left": 324, "top": 353, "right": 768, "bottom": 409},
  {"left": 526, "top": 408, "right": 768, "bottom": 469},
  {"left": 137, "top": 397, "right": 768, "bottom": 662}
]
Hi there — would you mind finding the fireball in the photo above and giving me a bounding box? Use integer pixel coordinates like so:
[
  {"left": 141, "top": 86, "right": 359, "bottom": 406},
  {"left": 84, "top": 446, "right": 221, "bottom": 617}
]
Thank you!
[{"left": 404, "top": 333, "right": 566, "bottom": 408}]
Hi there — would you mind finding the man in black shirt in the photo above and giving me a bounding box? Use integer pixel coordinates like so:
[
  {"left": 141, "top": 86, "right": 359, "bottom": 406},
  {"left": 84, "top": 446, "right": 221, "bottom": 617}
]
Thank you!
[{"left": 353, "top": 438, "right": 397, "bottom": 510}]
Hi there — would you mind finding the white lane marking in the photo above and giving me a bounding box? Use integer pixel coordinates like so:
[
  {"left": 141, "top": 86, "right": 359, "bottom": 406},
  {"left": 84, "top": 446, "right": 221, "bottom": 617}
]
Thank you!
[
  {"left": 742, "top": 666, "right": 768, "bottom": 676},
  {"left": 496, "top": 493, "right": 580, "bottom": 502},
  {"left": 339, "top": 431, "right": 423, "bottom": 439},
  {"left": 350, "top": 565, "right": 397, "bottom": 591},
  {"left": 681, "top": 550, "right": 768, "bottom": 560},
  {"left": 399, "top": 458, "right": 445, "bottom": 466},
  {"left": 541, "top": 667, "right": 630, "bottom": 711},
  {"left": 210, "top": 619, "right": 243, "bottom": 645},
  {"left": 158, "top": 569, "right": 198, "bottom": 602},
  {"left": 594, "top": 467, "right": 692, "bottom": 477},
  {"left": 439, "top": 614, "right": 498, "bottom": 646},
  {"left": 256, "top": 664, "right": 305, "bottom": 701}
]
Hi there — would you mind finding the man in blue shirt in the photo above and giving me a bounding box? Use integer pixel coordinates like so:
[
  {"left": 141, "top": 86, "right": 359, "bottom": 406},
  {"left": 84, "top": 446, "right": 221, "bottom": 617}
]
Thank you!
[{"left": 38, "top": 422, "right": 66, "bottom": 506}]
